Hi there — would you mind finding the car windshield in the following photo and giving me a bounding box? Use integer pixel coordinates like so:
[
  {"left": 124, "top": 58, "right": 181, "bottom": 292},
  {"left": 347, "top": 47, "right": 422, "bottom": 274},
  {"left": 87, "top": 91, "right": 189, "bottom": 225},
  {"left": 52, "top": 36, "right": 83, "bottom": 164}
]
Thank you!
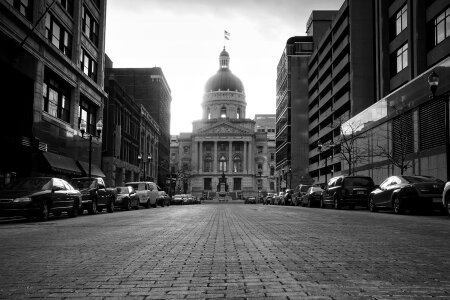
[
  {"left": 343, "top": 177, "right": 374, "bottom": 187},
  {"left": 311, "top": 187, "right": 322, "bottom": 192},
  {"left": 300, "top": 186, "right": 311, "bottom": 192},
  {"left": 126, "top": 183, "right": 146, "bottom": 190},
  {"left": 71, "top": 179, "right": 96, "bottom": 189},
  {"left": 402, "top": 176, "right": 440, "bottom": 183},
  {"left": 116, "top": 187, "right": 129, "bottom": 194},
  {"left": 3, "top": 178, "right": 52, "bottom": 191}
]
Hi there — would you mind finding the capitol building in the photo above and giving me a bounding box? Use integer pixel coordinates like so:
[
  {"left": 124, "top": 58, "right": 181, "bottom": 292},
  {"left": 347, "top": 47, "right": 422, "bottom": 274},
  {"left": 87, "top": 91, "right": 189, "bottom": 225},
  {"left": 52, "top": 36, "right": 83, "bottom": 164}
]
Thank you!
[{"left": 170, "top": 48, "right": 275, "bottom": 199}]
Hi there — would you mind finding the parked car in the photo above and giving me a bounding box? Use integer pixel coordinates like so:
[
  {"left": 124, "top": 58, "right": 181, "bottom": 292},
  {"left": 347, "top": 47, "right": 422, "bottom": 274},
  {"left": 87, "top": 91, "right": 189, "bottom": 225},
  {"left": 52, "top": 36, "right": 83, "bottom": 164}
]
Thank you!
[
  {"left": 442, "top": 181, "right": 450, "bottom": 218},
  {"left": 275, "top": 192, "right": 285, "bottom": 205},
  {"left": 71, "top": 177, "right": 117, "bottom": 214},
  {"left": 172, "top": 194, "right": 185, "bottom": 205},
  {"left": 321, "top": 175, "right": 375, "bottom": 209},
  {"left": 183, "top": 194, "right": 193, "bottom": 205},
  {"left": 115, "top": 186, "right": 140, "bottom": 210},
  {"left": 293, "top": 184, "right": 313, "bottom": 206},
  {"left": 301, "top": 186, "right": 323, "bottom": 207},
  {"left": 263, "top": 193, "right": 275, "bottom": 205},
  {"left": 369, "top": 175, "right": 445, "bottom": 214},
  {"left": 125, "top": 181, "right": 158, "bottom": 208},
  {"left": 0, "top": 177, "right": 82, "bottom": 221},
  {"left": 281, "top": 189, "right": 294, "bottom": 206},
  {"left": 156, "top": 188, "right": 170, "bottom": 207},
  {"left": 245, "top": 196, "right": 257, "bottom": 204}
]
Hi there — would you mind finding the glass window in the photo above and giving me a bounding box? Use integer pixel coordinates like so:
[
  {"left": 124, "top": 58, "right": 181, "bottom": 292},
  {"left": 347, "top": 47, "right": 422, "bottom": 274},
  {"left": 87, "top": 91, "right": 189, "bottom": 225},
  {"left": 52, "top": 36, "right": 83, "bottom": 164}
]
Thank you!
[
  {"left": 79, "top": 96, "right": 98, "bottom": 135},
  {"left": 219, "top": 155, "right": 227, "bottom": 172},
  {"left": 42, "top": 69, "right": 71, "bottom": 123},
  {"left": 7, "top": 0, "right": 33, "bottom": 21},
  {"left": 434, "top": 7, "right": 450, "bottom": 45},
  {"left": 395, "top": 5, "right": 407, "bottom": 36},
  {"left": 57, "top": 0, "right": 73, "bottom": 16},
  {"left": 80, "top": 49, "right": 98, "bottom": 82},
  {"left": 82, "top": 6, "right": 99, "bottom": 46},
  {"left": 270, "top": 166, "right": 274, "bottom": 176},
  {"left": 204, "top": 155, "right": 212, "bottom": 172},
  {"left": 45, "top": 13, "right": 72, "bottom": 58},
  {"left": 392, "top": 43, "right": 408, "bottom": 74},
  {"left": 220, "top": 106, "right": 226, "bottom": 118},
  {"left": 233, "top": 178, "right": 241, "bottom": 190},
  {"left": 204, "top": 178, "right": 212, "bottom": 190},
  {"left": 233, "top": 155, "right": 242, "bottom": 172}
]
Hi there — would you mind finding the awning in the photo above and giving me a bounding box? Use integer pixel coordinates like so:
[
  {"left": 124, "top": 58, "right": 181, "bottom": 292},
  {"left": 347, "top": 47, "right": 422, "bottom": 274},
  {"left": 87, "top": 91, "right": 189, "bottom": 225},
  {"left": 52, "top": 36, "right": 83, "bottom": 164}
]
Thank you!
[
  {"left": 42, "top": 152, "right": 83, "bottom": 175},
  {"left": 77, "top": 161, "right": 106, "bottom": 178}
]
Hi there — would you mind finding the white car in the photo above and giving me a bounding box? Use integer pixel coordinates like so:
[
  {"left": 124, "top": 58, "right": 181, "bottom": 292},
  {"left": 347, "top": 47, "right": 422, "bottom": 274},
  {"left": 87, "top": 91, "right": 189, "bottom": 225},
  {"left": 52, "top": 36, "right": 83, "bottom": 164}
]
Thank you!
[{"left": 125, "top": 181, "right": 158, "bottom": 208}]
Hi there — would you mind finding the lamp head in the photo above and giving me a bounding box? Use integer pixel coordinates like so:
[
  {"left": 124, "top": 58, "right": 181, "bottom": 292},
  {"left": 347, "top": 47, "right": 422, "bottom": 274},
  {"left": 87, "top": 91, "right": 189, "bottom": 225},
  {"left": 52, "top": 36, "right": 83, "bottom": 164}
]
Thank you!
[
  {"left": 80, "top": 119, "right": 87, "bottom": 137},
  {"left": 96, "top": 120, "right": 103, "bottom": 137},
  {"left": 428, "top": 71, "right": 439, "bottom": 97},
  {"left": 147, "top": 154, "right": 152, "bottom": 161},
  {"left": 137, "top": 153, "right": 142, "bottom": 161}
]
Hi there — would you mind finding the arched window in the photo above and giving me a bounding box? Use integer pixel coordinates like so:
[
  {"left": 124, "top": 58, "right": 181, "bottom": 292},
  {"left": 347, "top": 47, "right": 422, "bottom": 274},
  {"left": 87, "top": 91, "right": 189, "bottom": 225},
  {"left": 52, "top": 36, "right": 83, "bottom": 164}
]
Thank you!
[
  {"left": 220, "top": 106, "right": 227, "bottom": 118},
  {"left": 237, "top": 108, "right": 241, "bottom": 119},
  {"left": 207, "top": 108, "right": 211, "bottom": 119},
  {"left": 204, "top": 155, "right": 212, "bottom": 172},
  {"left": 233, "top": 155, "right": 242, "bottom": 172},
  {"left": 219, "top": 155, "right": 227, "bottom": 172}
]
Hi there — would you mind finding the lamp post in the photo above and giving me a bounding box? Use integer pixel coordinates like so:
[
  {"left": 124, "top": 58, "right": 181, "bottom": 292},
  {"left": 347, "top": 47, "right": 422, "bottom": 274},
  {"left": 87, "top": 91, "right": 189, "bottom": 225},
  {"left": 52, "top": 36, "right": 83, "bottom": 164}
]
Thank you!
[
  {"left": 80, "top": 119, "right": 103, "bottom": 178},
  {"left": 258, "top": 170, "right": 262, "bottom": 203},
  {"left": 288, "top": 166, "right": 292, "bottom": 189},
  {"left": 138, "top": 153, "right": 152, "bottom": 181},
  {"left": 318, "top": 140, "right": 335, "bottom": 185},
  {"left": 428, "top": 71, "right": 450, "bottom": 181}
]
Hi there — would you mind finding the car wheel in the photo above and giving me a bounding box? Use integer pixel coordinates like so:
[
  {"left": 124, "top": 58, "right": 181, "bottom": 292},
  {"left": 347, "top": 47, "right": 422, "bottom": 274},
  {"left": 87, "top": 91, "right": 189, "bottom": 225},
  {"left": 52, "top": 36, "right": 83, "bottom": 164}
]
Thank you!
[
  {"left": 88, "top": 200, "right": 97, "bottom": 215},
  {"left": 107, "top": 199, "right": 114, "bottom": 213},
  {"left": 307, "top": 198, "right": 312, "bottom": 208},
  {"left": 393, "top": 196, "right": 404, "bottom": 214},
  {"left": 38, "top": 200, "right": 49, "bottom": 221},
  {"left": 68, "top": 201, "right": 79, "bottom": 218},
  {"left": 368, "top": 196, "right": 377, "bottom": 212},
  {"left": 125, "top": 198, "right": 131, "bottom": 211},
  {"left": 144, "top": 199, "right": 150, "bottom": 208},
  {"left": 78, "top": 208, "right": 84, "bottom": 215},
  {"left": 152, "top": 201, "right": 157, "bottom": 208},
  {"left": 334, "top": 196, "right": 341, "bottom": 210}
]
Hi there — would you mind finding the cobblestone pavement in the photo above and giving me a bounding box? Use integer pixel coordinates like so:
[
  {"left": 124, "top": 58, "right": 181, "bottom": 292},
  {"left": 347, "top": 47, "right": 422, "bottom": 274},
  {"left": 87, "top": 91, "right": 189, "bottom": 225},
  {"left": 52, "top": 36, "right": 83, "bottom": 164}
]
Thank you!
[{"left": 0, "top": 204, "right": 450, "bottom": 299}]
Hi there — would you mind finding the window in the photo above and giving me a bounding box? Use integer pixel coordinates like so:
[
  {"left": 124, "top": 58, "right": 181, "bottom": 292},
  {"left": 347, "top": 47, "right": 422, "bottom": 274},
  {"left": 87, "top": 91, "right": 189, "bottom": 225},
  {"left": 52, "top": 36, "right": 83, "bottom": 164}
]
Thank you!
[
  {"left": 6, "top": 0, "right": 33, "bottom": 21},
  {"left": 234, "top": 143, "right": 241, "bottom": 151},
  {"left": 42, "top": 69, "right": 71, "bottom": 123},
  {"left": 270, "top": 153, "right": 275, "bottom": 160},
  {"left": 204, "top": 178, "right": 212, "bottom": 190},
  {"left": 233, "top": 178, "right": 241, "bottom": 190},
  {"left": 434, "top": 7, "right": 450, "bottom": 45},
  {"left": 237, "top": 108, "right": 241, "bottom": 119},
  {"left": 257, "top": 146, "right": 263, "bottom": 154},
  {"left": 82, "top": 6, "right": 99, "bottom": 46},
  {"left": 219, "top": 155, "right": 227, "bottom": 172},
  {"left": 57, "top": 0, "right": 73, "bottom": 15},
  {"left": 220, "top": 106, "right": 227, "bottom": 118},
  {"left": 183, "top": 146, "right": 189, "bottom": 154},
  {"left": 219, "top": 143, "right": 226, "bottom": 151},
  {"left": 204, "top": 155, "right": 212, "bottom": 172},
  {"left": 182, "top": 163, "right": 188, "bottom": 171},
  {"left": 79, "top": 96, "right": 98, "bottom": 135},
  {"left": 233, "top": 155, "right": 242, "bottom": 172},
  {"left": 270, "top": 181, "right": 275, "bottom": 191},
  {"left": 392, "top": 43, "right": 408, "bottom": 74},
  {"left": 205, "top": 143, "right": 212, "bottom": 152},
  {"left": 207, "top": 108, "right": 211, "bottom": 119},
  {"left": 80, "top": 49, "right": 98, "bottom": 82},
  {"left": 257, "top": 163, "right": 263, "bottom": 171},
  {"left": 45, "top": 13, "right": 72, "bottom": 58},
  {"left": 394, "top": 5, "right": 407, "bottom": 36},
  {"left": 270, "top": 166, "right": 274, "bottom": 176}
]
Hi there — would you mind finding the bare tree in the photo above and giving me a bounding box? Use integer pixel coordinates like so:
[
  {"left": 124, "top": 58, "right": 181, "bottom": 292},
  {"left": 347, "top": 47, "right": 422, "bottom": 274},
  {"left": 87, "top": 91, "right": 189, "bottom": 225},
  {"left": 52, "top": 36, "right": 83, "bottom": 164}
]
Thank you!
[
  {"left": 374, "top": 107, "right": 413, "bottom": 175},
  {"left": 335, "top": 116, "right": 369, "bottom": 176}
]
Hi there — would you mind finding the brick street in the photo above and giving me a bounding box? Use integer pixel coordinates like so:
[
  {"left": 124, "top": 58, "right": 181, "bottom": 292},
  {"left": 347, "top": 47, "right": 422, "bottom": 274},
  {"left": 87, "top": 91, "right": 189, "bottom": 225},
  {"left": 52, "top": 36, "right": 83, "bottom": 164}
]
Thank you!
[{"left": 0, "top": 204, "right": 449, "bottom": 299}]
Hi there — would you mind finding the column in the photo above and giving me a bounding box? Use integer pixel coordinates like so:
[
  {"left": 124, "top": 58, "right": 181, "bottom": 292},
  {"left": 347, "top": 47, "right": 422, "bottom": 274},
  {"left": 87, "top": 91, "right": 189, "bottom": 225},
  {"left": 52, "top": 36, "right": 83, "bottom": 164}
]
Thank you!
[
  {"left": 243, "top": 141, "right": 247, "bottom": 173},
  {"left": 248, "top": 141, "right": 253, "bottom": 174},
  {"left": 228, "top": 141, "right": 232, "bottom": 173},
  {"left": 199, "top": 141, "right": 203, "bottom": 173},
  {"left": 192, "top": 140, "right": 197, "bottom": 173},
  {"left": 213, "top": 141, "right": 218, "bottom": 173}
]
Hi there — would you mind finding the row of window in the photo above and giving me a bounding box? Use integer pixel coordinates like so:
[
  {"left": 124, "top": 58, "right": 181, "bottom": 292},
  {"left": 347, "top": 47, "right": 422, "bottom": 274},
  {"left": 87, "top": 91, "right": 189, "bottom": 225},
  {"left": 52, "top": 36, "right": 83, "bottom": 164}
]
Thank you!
[
  {"left": 42, "top": 68, "right": 98, "bottom": 135},
  {"left": 207, "top": 107, "right": 242, "bottom": 119},
  {"left": 203, "top": 178, "right": 276, "bottom": 191}
]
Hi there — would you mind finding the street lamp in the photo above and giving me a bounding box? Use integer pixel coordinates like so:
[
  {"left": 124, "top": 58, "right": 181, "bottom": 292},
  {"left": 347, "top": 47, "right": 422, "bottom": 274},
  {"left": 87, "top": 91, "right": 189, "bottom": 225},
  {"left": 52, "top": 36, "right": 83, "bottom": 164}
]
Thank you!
[
  {"left": 258, "top": 170, "right": 262, "bottom": 203},
  {"left": 80, "top": 119, "right": 103, "bottom": 178},
  {"left": 287, "top": 166, "right": 292, "bottom": 189},
  {"left": 137, "top": 153, "right": 152, "bottom": 181},
  {"left": 428, "top": 71, "right": 450, "bottom": 180}
]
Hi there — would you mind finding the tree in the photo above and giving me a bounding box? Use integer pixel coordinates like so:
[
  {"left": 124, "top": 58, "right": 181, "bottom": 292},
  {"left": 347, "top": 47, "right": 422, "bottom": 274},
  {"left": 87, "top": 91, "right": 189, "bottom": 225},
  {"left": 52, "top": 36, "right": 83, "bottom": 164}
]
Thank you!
[
  {"left": 334, "top": 116, "right": 369, "bottom": 176},
  {"left": 374, "top": 108, "right": 413, "bottom": 175}
]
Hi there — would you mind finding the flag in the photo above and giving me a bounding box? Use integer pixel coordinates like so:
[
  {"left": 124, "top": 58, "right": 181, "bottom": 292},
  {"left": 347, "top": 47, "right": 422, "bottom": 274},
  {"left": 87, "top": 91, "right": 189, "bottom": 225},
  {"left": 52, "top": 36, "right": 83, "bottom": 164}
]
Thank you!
[{"left": 224, "top": 30, "right": 230, "bottom": 40}]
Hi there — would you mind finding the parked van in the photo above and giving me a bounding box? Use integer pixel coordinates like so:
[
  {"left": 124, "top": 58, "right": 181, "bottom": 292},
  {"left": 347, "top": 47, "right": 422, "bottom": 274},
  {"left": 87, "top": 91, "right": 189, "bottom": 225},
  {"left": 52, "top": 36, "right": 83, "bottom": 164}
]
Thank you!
[
  {"left": 321, "top": 175, "right": 375, "bottom": 209},
  {"left": 125, "top": 181, "right": 158, "bottom": 208}
]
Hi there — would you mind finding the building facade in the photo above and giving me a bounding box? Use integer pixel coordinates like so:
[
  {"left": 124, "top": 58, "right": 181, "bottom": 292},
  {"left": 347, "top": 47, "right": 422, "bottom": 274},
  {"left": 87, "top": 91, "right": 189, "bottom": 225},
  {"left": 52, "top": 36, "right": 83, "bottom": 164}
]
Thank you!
[
  {"left": 307, "top": 1, "right": 376, "bottom": 185},
  {"left": 105, "top": 68, "right": 171, "bottom": 190},
  {"left": 340, "top": 0, "right": 450, "bottom": 184},
  {"left": 0, "top": 0, "right": 107, "bottom": 185},
  {"left": 276, "top": 36, "right": 314, "bottom": 190},
  {"left": 170, "top": 48, "right": 273, "bottom": 199}
]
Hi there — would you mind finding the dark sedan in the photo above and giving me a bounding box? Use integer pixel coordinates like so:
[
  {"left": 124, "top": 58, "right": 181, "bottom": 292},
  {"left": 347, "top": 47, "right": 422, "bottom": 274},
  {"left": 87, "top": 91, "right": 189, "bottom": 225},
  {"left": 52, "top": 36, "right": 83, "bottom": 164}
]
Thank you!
[
  {"left": 0, "top": 177, "right": 82, "bottom": 221},
  {"left": 301, "top": 186, "right": 323, "bottom": 207},
  {"left": 369, "top": 175, "right": 445, "bottom": 214},
  {"left": 115, "top": 186, "right": 139, "bottom": 210}
]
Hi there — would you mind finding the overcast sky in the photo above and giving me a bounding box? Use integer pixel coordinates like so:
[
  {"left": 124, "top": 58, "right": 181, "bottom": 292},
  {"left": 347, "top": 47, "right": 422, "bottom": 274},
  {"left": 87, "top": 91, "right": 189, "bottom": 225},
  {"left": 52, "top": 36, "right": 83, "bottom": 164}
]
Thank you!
[{"left": 105, "top": 0, "right": 342, "bottom": 135}]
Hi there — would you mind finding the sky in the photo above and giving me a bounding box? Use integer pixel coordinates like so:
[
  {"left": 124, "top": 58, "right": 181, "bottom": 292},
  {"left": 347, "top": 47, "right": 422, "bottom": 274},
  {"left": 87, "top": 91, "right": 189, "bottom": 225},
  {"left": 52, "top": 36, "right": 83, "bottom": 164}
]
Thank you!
[{"left": 105, "top": 0, "right": 341, "bottom": 135}]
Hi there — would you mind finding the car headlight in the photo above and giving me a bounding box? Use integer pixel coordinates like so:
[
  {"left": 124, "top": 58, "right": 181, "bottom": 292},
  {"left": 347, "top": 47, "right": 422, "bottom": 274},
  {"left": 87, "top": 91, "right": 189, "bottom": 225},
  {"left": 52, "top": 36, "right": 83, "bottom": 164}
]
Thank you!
[{"left": 13, "top": 197, "right": 32, "bottom": 203}]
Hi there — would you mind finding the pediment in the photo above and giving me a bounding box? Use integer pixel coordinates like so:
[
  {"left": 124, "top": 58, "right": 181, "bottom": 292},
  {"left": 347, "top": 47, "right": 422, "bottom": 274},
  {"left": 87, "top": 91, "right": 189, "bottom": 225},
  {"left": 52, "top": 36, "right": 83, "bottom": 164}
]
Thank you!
[{"left": 197, "top": 121, "right": 252, "bottom": 136}]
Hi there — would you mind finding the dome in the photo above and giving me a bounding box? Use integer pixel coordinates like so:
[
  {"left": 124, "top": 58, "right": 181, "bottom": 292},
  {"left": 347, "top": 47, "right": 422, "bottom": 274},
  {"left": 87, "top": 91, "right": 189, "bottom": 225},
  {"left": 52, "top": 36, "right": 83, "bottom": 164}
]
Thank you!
[
  {"left": 204, "top": 47, "right": 244, "bottom": 93},
  {"left": 204, "top": 69, "right": 245, "bottom": 93}
]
